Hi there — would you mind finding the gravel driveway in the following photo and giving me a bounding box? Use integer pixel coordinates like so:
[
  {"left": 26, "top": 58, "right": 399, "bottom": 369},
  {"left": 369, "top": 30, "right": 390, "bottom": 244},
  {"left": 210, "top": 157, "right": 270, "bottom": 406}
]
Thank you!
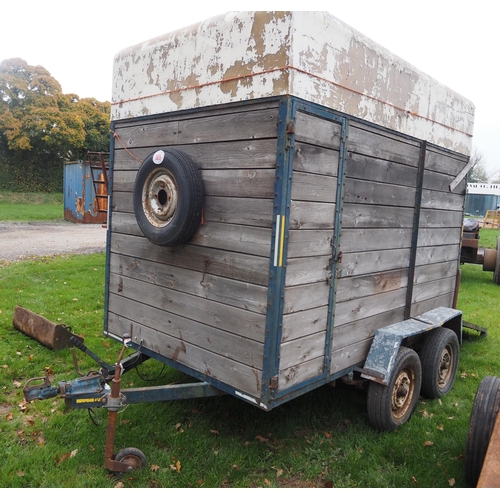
[{"left": 0, "top": 220, "right": 107, "bottom": 263}]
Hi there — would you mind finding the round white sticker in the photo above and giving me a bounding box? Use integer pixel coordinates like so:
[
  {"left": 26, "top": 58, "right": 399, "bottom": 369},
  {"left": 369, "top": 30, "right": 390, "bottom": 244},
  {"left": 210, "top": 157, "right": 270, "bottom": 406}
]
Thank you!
[{"left": 152, "top": 150, "right": 165, "bottom": 164}]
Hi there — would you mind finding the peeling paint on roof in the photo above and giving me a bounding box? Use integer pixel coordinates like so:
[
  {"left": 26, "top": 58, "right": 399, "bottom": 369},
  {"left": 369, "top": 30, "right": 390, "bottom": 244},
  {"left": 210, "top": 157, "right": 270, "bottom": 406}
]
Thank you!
[{"left": 111, "top": 11, "right": 474, "bottom": 155}]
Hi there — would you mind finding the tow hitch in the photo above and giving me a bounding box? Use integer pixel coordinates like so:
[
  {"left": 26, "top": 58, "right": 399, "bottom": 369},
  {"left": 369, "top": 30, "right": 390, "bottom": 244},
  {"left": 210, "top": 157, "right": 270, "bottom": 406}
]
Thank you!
[{"left": 23, "top": 333, "right": 224, "bottom": 474}]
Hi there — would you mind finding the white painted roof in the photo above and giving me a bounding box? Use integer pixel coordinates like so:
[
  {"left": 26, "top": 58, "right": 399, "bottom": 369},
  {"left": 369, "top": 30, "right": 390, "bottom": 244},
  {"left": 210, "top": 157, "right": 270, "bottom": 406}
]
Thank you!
[{"left": 112, "top": 11, "right": 474, "bottom": 155}]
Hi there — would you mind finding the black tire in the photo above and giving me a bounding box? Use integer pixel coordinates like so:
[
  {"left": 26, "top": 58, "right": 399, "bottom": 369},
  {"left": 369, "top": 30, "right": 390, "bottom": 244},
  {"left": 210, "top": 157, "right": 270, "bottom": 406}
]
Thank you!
[
  {"left": 133, "top": 148, "right": 203, "bottom": 246},
  {"left": 367, "top": 347, "right": 422, "bottom": 431},
  {"left": 465, "top": 376, "right": 500, "bottom": 487},
  {"left": 419, "top": 327, "right": 459, "bottom": 399},
  {"left": 114, "top": 447, "right": 148, "bottom": 475},
  {"left": 494, "top": 237, "right": 500, "bottom": 285}
]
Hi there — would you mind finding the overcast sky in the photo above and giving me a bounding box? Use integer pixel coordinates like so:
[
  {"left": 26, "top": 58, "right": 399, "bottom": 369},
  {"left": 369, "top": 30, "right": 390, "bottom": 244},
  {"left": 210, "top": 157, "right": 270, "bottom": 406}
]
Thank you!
[{"left": 1, "top": 1, "right": 498, "bottom": 176}]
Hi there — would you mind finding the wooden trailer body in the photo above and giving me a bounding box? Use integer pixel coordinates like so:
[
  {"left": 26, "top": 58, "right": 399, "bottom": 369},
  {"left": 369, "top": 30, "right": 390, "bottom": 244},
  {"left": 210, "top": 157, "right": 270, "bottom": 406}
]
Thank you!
[{"left": 105, "top": 11, "right": 474, "bottom": 411}]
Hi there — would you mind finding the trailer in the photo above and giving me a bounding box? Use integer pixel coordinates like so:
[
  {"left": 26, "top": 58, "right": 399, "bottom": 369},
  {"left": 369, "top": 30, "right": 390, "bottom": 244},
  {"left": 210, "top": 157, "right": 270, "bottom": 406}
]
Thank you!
[
  {"left": 23, "top": 11, "right": 475, "bottom": 474},
  {"left": 460, "top": 218, "right": 500, "bottom": 284}
]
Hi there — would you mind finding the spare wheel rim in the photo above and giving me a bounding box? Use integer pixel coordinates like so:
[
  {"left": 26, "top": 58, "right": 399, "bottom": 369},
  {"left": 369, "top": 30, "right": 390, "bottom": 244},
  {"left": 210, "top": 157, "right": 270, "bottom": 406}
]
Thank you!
[{"left": 142, "top": 169, "right": 178, "bottom": 228}]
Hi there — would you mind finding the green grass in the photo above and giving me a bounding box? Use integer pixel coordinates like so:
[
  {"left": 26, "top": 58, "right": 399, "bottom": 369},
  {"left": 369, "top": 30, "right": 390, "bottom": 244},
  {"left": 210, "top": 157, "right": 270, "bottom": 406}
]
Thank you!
[
  {"left": 476, "top": 227, "right": 500, "bottom": 249},
  {"left": 0, "top": 191, "right": 63, "bottom": 221},
  {"left": 0, "top": 231, "right": 499, "bottom": 488}
]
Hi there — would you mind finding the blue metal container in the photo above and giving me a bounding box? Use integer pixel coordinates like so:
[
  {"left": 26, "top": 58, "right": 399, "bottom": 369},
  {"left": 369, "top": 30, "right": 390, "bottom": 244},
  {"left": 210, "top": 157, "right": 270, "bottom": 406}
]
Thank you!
[{"left": 64, "top": 161, "right": 107, "bottom": 224}]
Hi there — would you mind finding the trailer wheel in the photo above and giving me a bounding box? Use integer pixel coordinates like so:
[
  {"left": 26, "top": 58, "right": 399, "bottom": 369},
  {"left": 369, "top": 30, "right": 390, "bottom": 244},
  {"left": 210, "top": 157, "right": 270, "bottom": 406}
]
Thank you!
[
  {"left": 419, "top": 327, "right": 459, "bottom": 399},
  {"left": 367, "top": 347, "right": 422, "bottom": 431},
  {"left": 494, "top": 237, "right": 500, "bottom": 285},
  {"left": 114, "top": 447, "right": 148, "bottom": 475},
  {"left": 133, "top": 149, "right": 203, "bottom": 246},
  {"left": 465, "top": 376, "right": 500, "bottom": 487}
]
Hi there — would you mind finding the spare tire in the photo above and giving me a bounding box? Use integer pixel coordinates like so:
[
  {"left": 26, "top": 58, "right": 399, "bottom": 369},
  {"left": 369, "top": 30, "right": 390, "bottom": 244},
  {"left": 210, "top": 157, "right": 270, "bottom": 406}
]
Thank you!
[{"left": 133, "top": 149, "right": 203, "bottom": 246}]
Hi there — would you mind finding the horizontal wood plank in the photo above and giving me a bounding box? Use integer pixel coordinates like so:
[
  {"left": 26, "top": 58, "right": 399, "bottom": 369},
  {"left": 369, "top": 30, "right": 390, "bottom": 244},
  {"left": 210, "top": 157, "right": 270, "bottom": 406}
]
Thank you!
[
  {"left": 419, "top": 208, "right": 464, "bottom": 228},
  {"left": 281, "top": 306, "right": 328, "bottom": 343},
  {"left": 108, "top": 273, "right": 266, "bottom": 342},
  {"left": 337, "top": 248, "right": 411, "bottom": 278},
  {"left": 294, "top": 142, "right": 340, "bottom": 176},
  {"left": 411, "top": 276, "right": 456, "bottom": 303},
  {"left": 285, "top": 255, "right": 332, "bottom": 286},
  {"left": 283, "top": 282, "right": 330, "bottom": 314},
  {"left": 114, "top": 107, "right": 279, "bottom": 148},
  {"left": 425, "top": 148, "right": 469, "bottom": 176},
  {"left": 190, "top": 221, "right": 272, "bottom": 258},
  {"left": 415, "top": 243, "right": 460, "bottom": 266},
  {"left": 113, "top": 168, "right": 277, "bottom": 199},
  {"left": 294, "top": 111, "right": 342, "bottom": 148},
  {"left": 278, "top": 356, "right": 324, "bottom": 391},
  {"left": 347, "top": 124, "right": 421, "bottom": 166},
  {"left": 340, "top": 228, "right": 413, "bottom": 253},
  {"left": 343, "top": 178, "right": 416, "bottom": 208},
  {"left": 113, "top": 139, "right": 278, "bottom": 171},
  {"left": 334, "top": 288, "right": 407, "bottom": 327},
  {"left": 203, "top": 196, "right": 274, "bottom": 228},
  {"left": 410, "top": 292, "right": 454, "bottom": 317},
  {"left": 289, "top": 201, "right": 335, "bottom": 229},
  {"left": 335, "top": 269, "right": 408, "bottom": 302},
  {"left": 417, "top": 227, "right": 462, "bottom": 247},
  {"left": 287, "top": 229, "right": 333, "bottom": 258},
  {"left": 420, "top": 189, "right": 464, "bottom": 211},
  {"left": 110, "top": 233, "right": 270, "bottom": 286},
  {"left": 332, "top": 307, "right": 406, "bottom": 351},
  {"left": 109, "top": 253, "right": 268, "bottom": 314},
  {"left": 291, "top": 171, "right": 337, "bottom": 203},
  {"left": 413, "top": 261, "right": 458, "bottom": 285},
  {"left": 346, "top": 152, "right": 418, "bottom": 187},
  {"left": 330, "top": 338, "right": 371, "bottom": 374},
  {"left": 423, "top": 169, "right": 466, "bottom": 194},
  {"left": 341, "top": 204, "right": 414, "bottom": 229},
  {"left": 280, "top": 332, "right": 326, "bottom": 370}
]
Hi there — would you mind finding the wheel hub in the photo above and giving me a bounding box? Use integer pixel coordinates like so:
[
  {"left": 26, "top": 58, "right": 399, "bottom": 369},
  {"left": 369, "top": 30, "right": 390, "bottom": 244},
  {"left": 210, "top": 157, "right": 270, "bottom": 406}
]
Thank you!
[
  {"left": 120, "top": 454, "right": 143, "bottom": 470},
  {"left": 142, "top": 170, "right": 178, "bottom": 227},
  {"left": 392, "top": 370, "right": 414, "bottom": 418},
  {"left": 438, "top": 347, "right": 452, "bottom": 387}
]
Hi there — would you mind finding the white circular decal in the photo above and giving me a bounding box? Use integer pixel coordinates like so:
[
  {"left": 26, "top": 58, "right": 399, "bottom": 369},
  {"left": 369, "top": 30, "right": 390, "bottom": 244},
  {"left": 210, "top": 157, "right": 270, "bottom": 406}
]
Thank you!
[{"left": 153, "top": 150, "right": 165, "bottom": 164}]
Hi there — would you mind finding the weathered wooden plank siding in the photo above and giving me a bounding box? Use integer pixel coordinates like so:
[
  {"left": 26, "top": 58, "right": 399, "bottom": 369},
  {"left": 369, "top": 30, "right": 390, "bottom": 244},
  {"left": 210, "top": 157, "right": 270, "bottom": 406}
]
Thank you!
[
  {"left": 279, "top": 111, "right": 340, "bottom": 389},
  {"left": 410, "top": 147, "right": 468, "bottom": 316},
  {"left": 330, "top": 123, "right": 420, "bottom": 374},
  {"left": 107, "top": 103, "right": 282, "bottom": 395},
  {"left": 107, "top": 309, "right": 263, "bottom": 396}
]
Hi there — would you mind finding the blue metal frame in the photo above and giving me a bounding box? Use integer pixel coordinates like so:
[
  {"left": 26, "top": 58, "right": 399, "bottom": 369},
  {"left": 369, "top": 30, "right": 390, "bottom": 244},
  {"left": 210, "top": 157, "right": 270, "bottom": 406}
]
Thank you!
[
  {"left": 261, "top": 97, "right": 349, "bottom": 406},
  {"left": 261, "top": 97, "right": 297, "bottom": 406},
  {"left": 103, "top": 126, "right": 115, "bottom": 335}
]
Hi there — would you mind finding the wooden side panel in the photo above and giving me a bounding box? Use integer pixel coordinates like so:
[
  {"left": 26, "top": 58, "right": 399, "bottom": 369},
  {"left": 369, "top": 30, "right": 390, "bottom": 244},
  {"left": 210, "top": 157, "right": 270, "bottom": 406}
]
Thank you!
[
  {"left": 279, "top": 111, "right": 340, "bottom": 390},
  {"left": 331, "top": 123, "right": 420, "bottom": 374},
  {"left": 107, "top": 102, "right": 281, "bottom": 397},
  {"left": 410, "top": 146, "right": 468, "bottom": 316}
]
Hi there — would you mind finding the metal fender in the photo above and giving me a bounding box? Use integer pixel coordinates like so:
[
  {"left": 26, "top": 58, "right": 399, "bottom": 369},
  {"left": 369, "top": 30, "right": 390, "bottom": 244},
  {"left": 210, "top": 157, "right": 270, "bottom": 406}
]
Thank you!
[{"left": 359, "top": 307, "right": 462, "bottom": 385}]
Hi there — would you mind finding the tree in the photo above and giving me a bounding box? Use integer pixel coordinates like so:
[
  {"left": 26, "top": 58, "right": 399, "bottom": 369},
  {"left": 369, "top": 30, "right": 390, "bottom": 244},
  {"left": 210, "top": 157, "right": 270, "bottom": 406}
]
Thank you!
[
  {"left": 0, "top": 58, "right": 110, "bottom": 191},
  {"left": 467, "top": 148, "right": 489, "bottom": 183}
]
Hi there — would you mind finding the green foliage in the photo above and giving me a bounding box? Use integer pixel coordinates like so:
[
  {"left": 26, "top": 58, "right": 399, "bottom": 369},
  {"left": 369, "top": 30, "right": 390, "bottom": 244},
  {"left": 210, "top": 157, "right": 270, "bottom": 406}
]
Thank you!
[{"left": 0, "top": 58, "right": 110, "bottom": 192}]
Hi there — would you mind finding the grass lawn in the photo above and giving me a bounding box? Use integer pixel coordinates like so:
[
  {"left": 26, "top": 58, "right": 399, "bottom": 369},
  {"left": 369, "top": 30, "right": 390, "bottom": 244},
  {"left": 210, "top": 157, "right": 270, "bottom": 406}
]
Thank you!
[
  {"left": 0, "top": 225, "right": 499, "bottom": 487},
  {"left": 0, "top": 192, "right": 64, "bottom": 221}
]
